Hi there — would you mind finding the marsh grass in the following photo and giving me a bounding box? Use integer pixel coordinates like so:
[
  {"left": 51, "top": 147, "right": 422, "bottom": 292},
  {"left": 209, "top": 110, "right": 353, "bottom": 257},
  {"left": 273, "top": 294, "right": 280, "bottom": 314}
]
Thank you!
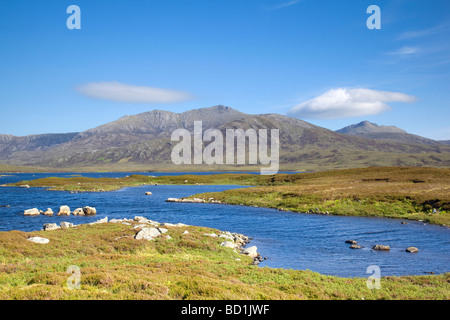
[{"left": 0, "top": 222, "right": 448, "bottom": 300}]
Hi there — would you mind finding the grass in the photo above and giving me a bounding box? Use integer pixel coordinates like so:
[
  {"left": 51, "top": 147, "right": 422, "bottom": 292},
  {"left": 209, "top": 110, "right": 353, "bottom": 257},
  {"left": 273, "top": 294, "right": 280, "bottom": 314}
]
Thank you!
[{"left": 0, "top": 221, "right": 448, "bottom": 300}]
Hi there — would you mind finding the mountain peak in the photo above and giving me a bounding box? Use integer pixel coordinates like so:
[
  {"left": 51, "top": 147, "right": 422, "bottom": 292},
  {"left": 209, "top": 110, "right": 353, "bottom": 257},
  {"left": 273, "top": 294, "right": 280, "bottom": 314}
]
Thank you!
[{"left": 337, "top": 121, "right": 406, "bottom": 135}]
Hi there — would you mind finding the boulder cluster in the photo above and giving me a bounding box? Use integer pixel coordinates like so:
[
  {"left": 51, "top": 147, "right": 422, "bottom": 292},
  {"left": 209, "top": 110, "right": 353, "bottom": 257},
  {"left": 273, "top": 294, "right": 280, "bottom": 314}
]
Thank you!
[
  {"left": 214, "top": 231, "right": 265, "bottom": 265},
  {"left": 23, "top": 205, "right": 96, "bottom": 216}
]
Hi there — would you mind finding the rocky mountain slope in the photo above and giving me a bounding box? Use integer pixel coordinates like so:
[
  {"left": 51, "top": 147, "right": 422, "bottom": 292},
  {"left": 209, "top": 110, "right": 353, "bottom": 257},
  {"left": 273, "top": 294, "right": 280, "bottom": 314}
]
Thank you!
[{"left": 1, "top": 106, "right": 449, "bottom": 171}]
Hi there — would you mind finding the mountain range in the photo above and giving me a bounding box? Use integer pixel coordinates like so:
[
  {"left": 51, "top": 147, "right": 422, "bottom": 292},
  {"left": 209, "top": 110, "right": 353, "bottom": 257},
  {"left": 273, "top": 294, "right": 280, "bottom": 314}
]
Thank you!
[{"left": 1, "top": 105, "right": 449, "bottom": 171}]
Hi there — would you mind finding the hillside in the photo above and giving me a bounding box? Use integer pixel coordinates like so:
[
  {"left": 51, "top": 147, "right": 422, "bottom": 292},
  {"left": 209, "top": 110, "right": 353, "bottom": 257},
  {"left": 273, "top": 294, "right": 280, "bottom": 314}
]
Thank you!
[
  {"left": 1, "top": 106, "right": 450, "bottom": 171},
  {"left": 336, "top": 121, "right": 443, "bottom": 146}
]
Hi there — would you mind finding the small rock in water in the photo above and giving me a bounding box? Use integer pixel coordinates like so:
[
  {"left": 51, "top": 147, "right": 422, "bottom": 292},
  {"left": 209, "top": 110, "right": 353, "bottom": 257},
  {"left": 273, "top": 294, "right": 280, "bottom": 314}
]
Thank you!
[
  {"left": 83, "top": 206, "right": 97, "bottom": 215},
  {"left": 57, "top": 205, "right": 71, "bottom": 216},
  {"left": 23, "top": 208, "right": 40, "bottom": 216},
  {"left": 72, "top": 208, "right": 84, "bottom": 216},
  {"left": 349, "top": 244, "right": 362, "bottom": 249},
  {"left": 345, "top": 240, "right": 358, "bottom": 244},
  {"left": 406, "top": 247, "right": 419, "bottom": 253},
  {"left": 43, "top": 208, "right": 54, "bottom": 216},
  {"left": 372, "top": 244, "right": 390, "bottom": 251}
]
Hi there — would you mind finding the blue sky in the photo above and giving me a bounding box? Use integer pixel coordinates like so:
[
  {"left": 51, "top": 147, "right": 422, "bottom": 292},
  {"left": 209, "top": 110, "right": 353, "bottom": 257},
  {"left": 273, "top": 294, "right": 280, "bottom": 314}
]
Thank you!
[{"left": 1, "top": 0, "right": 449, "bottom": 139}]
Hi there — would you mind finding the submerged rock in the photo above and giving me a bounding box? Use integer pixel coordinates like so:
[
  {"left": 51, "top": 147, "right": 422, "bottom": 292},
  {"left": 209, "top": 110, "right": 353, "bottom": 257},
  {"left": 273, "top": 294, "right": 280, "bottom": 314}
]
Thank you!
[{"left": 372, "top": 244, "right": 390, "bottom": 251}]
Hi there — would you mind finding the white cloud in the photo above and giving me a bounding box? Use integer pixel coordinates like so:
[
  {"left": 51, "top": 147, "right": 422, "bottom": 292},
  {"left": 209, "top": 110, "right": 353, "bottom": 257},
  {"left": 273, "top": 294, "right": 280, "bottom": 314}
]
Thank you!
[
  {"left": 287, "top": 88, "right": 417, "bottom": 119},
  {"left": 76, "top": 81, "right": 194, "bottom": 104}
]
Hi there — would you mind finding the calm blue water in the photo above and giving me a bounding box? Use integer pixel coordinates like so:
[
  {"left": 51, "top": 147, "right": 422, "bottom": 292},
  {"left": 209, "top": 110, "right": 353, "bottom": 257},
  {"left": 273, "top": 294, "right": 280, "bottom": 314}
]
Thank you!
[{"left": 1, "top": 172, "right": 449, "bottom": 278}]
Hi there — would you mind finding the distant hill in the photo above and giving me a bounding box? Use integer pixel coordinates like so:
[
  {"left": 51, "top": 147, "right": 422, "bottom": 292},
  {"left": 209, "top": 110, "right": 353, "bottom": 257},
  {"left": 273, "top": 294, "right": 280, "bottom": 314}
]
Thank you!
[
  {"left": 1, "top": 106, "right": 449, "bottom": 171},
  {"left": 336, "top": 121, "right": 443, "bottom": 146}
]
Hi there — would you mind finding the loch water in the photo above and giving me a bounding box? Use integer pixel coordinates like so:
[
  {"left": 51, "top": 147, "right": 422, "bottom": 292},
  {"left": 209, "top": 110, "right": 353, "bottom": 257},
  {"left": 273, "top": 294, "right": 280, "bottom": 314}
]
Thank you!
[{"left": 1, "top": 172, "right": 449, "bottom": 278}]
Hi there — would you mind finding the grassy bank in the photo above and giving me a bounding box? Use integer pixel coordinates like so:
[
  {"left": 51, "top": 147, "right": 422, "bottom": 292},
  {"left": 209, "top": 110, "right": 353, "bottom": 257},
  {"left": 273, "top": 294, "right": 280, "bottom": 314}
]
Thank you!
[
  {"left": 191, "top": 167, "right": 450, "bottom": 227},
  {"left": 5, "top": 167, "right": 450, "bottom": 226},
  {"left": 0, "top": 221, "right": 448, "bottom": 300}
]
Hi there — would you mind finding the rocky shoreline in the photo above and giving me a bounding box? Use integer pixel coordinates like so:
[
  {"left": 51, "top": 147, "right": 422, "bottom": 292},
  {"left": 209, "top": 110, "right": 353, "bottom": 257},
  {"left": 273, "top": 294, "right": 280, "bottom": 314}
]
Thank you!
[{"left": 26, "top": 215, "right": 265, "bottom": 266}]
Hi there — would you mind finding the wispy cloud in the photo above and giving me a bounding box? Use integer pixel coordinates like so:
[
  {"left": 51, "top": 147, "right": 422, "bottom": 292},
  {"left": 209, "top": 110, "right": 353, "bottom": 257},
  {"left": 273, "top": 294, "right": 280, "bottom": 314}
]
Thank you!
[
  {"left": 287, "top": 88, "right": 417, "bottom": 119},
  {"left": 269, "top": 0, "right": 301, "bottom": 10},
  {"left": 76, "top": 81, "right": 194, "bottom": 104},
  {"left": 387, "top": 46, "right": 420, "bottom": 56},
  {"left": 396, "top": 23, "right": 447, "bottom": 40}
]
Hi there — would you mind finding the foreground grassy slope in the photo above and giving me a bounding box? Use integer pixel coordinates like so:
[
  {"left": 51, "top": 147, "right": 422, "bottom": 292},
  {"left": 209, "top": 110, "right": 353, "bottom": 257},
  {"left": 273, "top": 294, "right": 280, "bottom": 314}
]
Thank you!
[{"left": 0, "top": 222, "right": 448, "bottom": 300}]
